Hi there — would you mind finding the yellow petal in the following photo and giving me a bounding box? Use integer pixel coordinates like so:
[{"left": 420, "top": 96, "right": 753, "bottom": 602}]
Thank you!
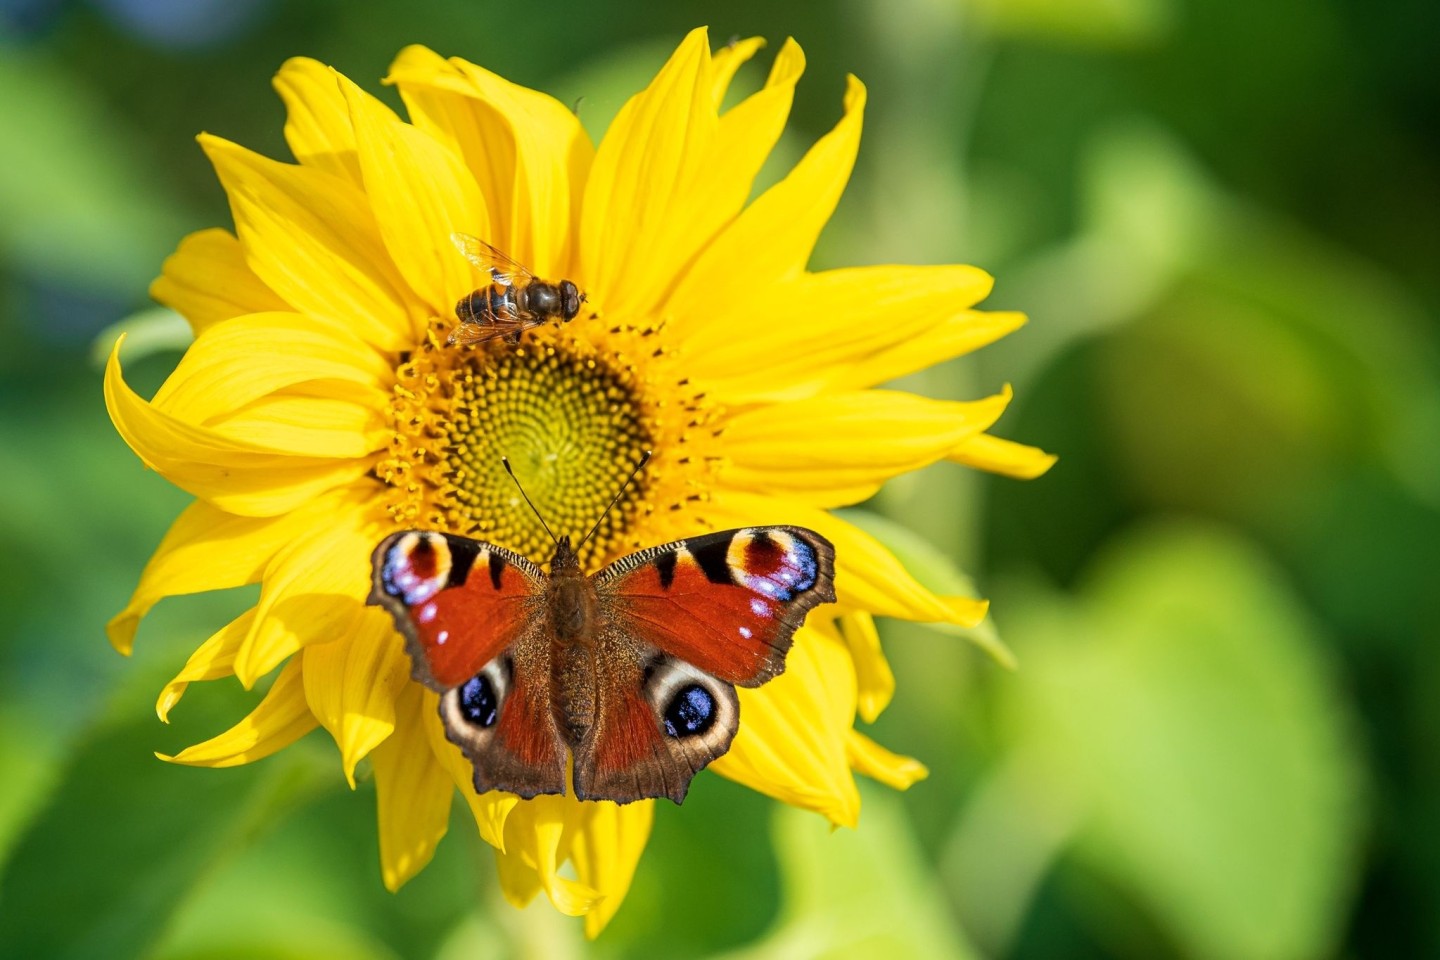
[
  {"left": 704, "top": 492, "right": 989, "bottom": 629},
  {"left": 150, "top": 311, "right": 391, "bottom": 422},
  {"left": 159, "top": 658, "right": 316, "bottom": 767},
  {"left": 569, "top": 799, "right": 654, "bottom": 939},
  {"left": 830, "top": 309, "right": 1028, "bottom": 392},
  {"left": 156, "top": 608, "right": 254, "bottom": 721},
  {"left": 273, "top": 57, "right": 363, "bottom": 184},
  {"left": 833, "top": 612, "right": 894, "bottom": 723},
  {"left": 303, "top": 608, "right": 411, "bottom": 785},
  {"left": 420, "top": 688, "right": 517, "bottom": 852},
  {"left": 697, "top": 36, "right": 807, "bottom": 251},
  {"left": 371, "top": 683, "right": 454, "bottom": 891},
  {"left": 200, "top": 133, "right": 419, "bottom": 351},
  {"left": 579, "top": 27, "right": 719, "bottom": 316},
  {"left": 494, "top": 833, "right": 543, "bottom": 909},
  {"left": 340, "top": 73, "right": 491, "bottom": 319},
  {"left": 846, "top": 730, "right": 929, "bottom": 790},
  {"left": 150, "top": 228, "right": 288, "bottom": 334},
  {"left": 719, "top": 35, "right": 805, "bottom": 137},
  {"left": 682, "top": 266, "right": 996, "bottom": 400},
  {"left": 947, "top": 432, "right": 1058, "bottom": 479},
  {"left": 721, "top": 387, "right": 1013, "bottom": 506},
  {"left": 209, "top": 392, "right": 388, "bottom": 458},
  {"left": 712, "top": 626, "right": 860, "bottom": 827},
  {"left": 709, "top": 36, "right": 766, "bottom": 108},
  {"left": 108, "top": 499, "right": 317, "bottom": 654},
  {"left": 234, "top": 490, "right": 380, "bottom": 685},
  {"left": 495, "top": 795, "right": 601, "bottom": 916},
  {"left": 666, "top": 74, "right": 866, "bottom": 328},
  {"left": 697, "top": 38, "right": 808, "bottom": 266},
  {"left": 387, "top": 46, "right": 593, "bottom": 278},
  {"left": 105, "top": 340, "right": 374, "bottom": 517},
  {"left": 580, "top": 33, "right": 804, "bottom": 322}
]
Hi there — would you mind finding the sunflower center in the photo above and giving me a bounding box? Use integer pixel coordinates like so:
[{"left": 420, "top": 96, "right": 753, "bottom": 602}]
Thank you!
[
  {"left": 442, "top": 343, "right": 652, "bottom": 560},
  {"left": 380, "top": 321, "right": 717, "bottom": 570}
]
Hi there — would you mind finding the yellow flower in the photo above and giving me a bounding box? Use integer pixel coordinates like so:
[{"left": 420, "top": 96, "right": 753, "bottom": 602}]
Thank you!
[{"left": 105, "top": 28, "right": 1054, "bottom": 936}]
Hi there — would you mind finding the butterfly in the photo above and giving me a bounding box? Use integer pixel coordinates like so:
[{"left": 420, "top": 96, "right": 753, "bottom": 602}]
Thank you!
[{"left": 366, "top": 460, "right": 836, "bottom": 805}]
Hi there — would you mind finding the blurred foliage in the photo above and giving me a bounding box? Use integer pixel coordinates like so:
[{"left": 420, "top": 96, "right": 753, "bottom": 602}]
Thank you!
[
  {"left": 968, "top": 524, "right": 1363, "bottom": 959},
  {"left": 2, "top": 0, "right": 1437, "bottom": 957}
]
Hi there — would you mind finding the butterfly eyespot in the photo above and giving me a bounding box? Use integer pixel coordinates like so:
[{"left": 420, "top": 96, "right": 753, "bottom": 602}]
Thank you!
[
  {"left": 459, "top": 672, "right": 500, "bottom": 728},
  {"left": 662, "top": 684, "right": 716, "bottom": 738}
]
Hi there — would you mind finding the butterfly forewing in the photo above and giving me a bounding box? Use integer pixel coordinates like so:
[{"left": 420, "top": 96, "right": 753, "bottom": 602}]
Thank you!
[
  {"left": 594, "top": 526, "right": 837, "bottom": 686},
  {"left": 368, "top": 531, "right": 544, "bottom": 688}
]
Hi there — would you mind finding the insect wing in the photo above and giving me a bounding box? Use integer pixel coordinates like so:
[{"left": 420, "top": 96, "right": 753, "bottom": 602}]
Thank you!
[
  {"left": 594, "top": 526, "right": 836, "bottom": 686},
  {"left": 451, "top": 233, "right": 537, "bottom": 287},
  {"left": 368, "top": 531, "right": 568, "bottom": 798},
  {"left": 569, "top": 526, "right": 836, "bottom": 804},
  {"left": 447, "top": 318, "right": 534, "bottom": 347},
  {"left": 368, "top": 531, "right": 543, "bottom": 689}
]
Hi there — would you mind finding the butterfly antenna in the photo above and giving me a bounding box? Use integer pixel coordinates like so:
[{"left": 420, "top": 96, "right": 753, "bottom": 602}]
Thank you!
[
  {"left": 577, "top": 450, "right": 652, "bottom": 551},
  {"left": 501, "top": 457, "right": 558, "bottom": 545}
]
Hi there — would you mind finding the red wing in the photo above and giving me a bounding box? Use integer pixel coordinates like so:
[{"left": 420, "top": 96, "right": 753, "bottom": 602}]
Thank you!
[
  {"left": 571, "top": 634, "right": 740, "bottom": 805},
  {"left": 451, "top": 233, "right": 537, "bottom": 286},
  {"left": 436, "top": 627, "right": 567, "bottom": 799},
  {"left": 368, "top": 531, "right": 544, "bottom": 689},
  {"left": 594, "top": 526, "right": 836, "bottom": 687}
]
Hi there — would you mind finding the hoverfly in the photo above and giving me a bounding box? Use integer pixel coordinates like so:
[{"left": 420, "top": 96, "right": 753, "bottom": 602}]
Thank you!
[{"left": 448, "top": 234, "right": 586, "bottom": 346}]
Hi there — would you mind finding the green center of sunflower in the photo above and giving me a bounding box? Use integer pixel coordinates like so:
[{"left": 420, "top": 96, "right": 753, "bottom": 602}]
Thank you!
[
  {"left": 380, "top": 320, "right": 718, "bottom": 571},
  {"left": 442, "top": 343, "right": 652, "bottom": 561}
]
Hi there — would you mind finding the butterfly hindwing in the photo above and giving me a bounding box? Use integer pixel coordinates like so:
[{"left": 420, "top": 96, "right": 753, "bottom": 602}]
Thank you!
[
  {"left": 368, "top": 531, "right": 566, "bottom": 798},
  {"left": 571, "top": 643, "right": 741, "bottom": 804},
  {"left": 437, "top": 629, "right": 567, "bottom": 798}
]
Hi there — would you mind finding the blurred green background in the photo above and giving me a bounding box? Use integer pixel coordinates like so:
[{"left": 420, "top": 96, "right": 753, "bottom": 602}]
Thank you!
[{"left": 2, "top": 0, "right": 1436, "bottom": 956}]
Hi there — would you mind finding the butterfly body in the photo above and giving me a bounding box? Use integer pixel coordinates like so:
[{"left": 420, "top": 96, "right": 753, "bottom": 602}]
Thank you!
[{"left": 369, "top": 527, "right": 835, "bottom": 804}]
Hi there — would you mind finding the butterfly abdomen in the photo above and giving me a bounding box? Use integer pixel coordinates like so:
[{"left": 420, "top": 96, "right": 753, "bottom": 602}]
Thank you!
[{"left": 553, "top": 641, "right": 597, "bottom": 744}]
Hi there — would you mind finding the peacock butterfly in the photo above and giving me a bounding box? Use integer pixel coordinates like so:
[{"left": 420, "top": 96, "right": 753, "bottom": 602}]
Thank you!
[{"left": 366, "top": 456, "right": 836, "bottom": 804}]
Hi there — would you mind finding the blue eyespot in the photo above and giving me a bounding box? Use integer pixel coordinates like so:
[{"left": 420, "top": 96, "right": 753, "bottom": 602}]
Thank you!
[
  {"left": 662, "top": 684, "right": 716, "bottom": 738},
  {"left": 788, "top": 540, "right": 818, "bottom": 592},
  {"left": 459, "top": 673, "right": 499, "bottom": 728}
]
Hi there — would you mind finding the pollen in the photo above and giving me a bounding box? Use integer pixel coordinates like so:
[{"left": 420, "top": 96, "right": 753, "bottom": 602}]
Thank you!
[{"left": 378, "top": 320, "right": 720, "bottom": 570}]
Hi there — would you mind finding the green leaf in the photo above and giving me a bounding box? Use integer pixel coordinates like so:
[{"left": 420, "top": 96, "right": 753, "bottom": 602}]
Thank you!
[
  {"left": 0, "top": 49, "right": 191, "bottom": 294},
  {"left": 712, "top": 788, "right": 981, "bottom": 960},
  {"left": 969, "top": 0, "right": 1177, "bottom": 47},
  {"left": 0, "top": 706, "right": 334, "bottom": 960},
  {"left": 91, "top": 308, "right": 194, "bottom": 370},
  {"left": 991, "top": 522, "right": 1364, "bottom": 960},
  {"left": 837, "top": 508, "right": 1012, "bottom": 667}
]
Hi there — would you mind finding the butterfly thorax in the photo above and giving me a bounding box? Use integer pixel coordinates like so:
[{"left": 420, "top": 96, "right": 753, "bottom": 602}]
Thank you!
[{"left": 545, "top": 537, "right": 597, "bottom": 645}]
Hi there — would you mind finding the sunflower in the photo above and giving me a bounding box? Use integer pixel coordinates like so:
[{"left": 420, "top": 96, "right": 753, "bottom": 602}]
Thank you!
[{"left": 105, "top": 28, "right": 1054, "bottom": 936}]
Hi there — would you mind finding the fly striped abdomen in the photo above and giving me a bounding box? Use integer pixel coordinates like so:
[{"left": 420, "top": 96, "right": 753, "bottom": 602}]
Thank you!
[{"left": 447, "top": 235, "right": 589, "bottom": 347}]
